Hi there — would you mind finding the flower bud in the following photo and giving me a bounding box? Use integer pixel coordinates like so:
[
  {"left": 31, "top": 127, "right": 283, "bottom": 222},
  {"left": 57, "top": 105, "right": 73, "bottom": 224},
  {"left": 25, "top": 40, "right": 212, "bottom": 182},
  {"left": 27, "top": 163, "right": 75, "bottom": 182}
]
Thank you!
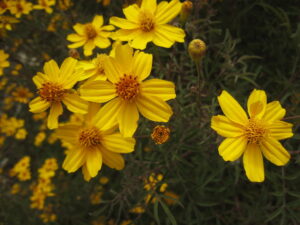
[
  {"left": 188, "top": 39, "right": 206, "bottom": 62},
  {"left": 180, "top": 0, "right": 193, "bottom": 24}
]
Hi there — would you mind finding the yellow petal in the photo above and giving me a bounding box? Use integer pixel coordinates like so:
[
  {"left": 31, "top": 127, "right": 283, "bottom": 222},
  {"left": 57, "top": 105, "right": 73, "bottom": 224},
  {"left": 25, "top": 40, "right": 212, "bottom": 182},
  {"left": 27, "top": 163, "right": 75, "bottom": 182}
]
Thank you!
[
  {"left": 112, "top": 29, "right": 140, "bottom": 41},
  {"left": 136, "top": 94, "right": 173, "bottom": 122},
  {"left": 29, "top": 97, "right": 50, "bottom": 113},
  {"left": 33, "top": 72, "right": 47, "bottom": 88},
  {"left": 141, "top": 0, "right": 157, "bottom": 14},
  {"left": 94, "top": 36, "right": 111, "bottom": 48},
  {"left": 155, "top": 0, "right": 182, "bottom": 24},
  {"left": 67, "top": 33, "right": 84, "bottom": 42},
  {"left": 262, "top": 101, "right": 286, "bottom": 122},
  {"left": 104, "top": 57, "right": 123, "bottom": 83},
  {"left": 73, "top": 23, "right": 85, "bottom": 35},
  {"left": 43, "top": 60, "right": 60, "bottom": 82},
  {"left": 114, "top": 44, "right": 134, "bottom": 74},
  {"left": 211, "top": 115, "right": 244, "bottom": 137},
  {"left": 59, "top": 57, "right": 78, "bottom": 84},
  {"left": 82, "top": 164, "right": 92, "bottom": 182},
  {"left": 247, "top": 89, "right": 267, "bottom": 119},
  {"left": 217, "top": 90, "right": 248, "bottom": 125},
  {"left": 92, "top": 15, "right": 104, "bottom": 27},
  {"left": 130, "top": 31, "right": 153, "bottom": 50},
  {"left": 85, "top": 102, "right": 101, "bottom": 125},
  {"left": 47, "top": 102, "right": 63, "bottom": 129},
  {"left": 68, "top": 40, "right": 86, "bottom": 48},
  {"left": 63, "top": 148, "right": 86, "bottom": 173},
  {"left": 261, "top": 137, "right": 290, "bottom": 166},
  {"left": 152, "top": 27, "right": 175, "bottom": 48},
  {"left": 243, "top": 144, "right": 264, "bottom": 182},
  {"left": 109, "top": 16, "right": 139, "bottom": 29},
  {"left": 117, "top": 102, "right": 139, "bottom": 137},
  {"left": 83, "top": 41, "right": 96, "bottom": 56},
  {"left": 61, "top": 68, "right": 84, "bottom": 89},
  {"left": 268, "top": 120, "right": 293, "bottom": 140},
  {"left": 140, "top": 78, "right": 175, "bottom": 101},
  {"left": 56, "top": 124, "right": 81, "bottom": 144},
  {"left": 101, "top": 25, "right": 115, "bottom": 31},
  {"left": 153, "top": 24, "right": 185, "bottom": 47},
  {"left": 86, "top": 149, "right": 102, "bottom": 177},
  {"left": 93, "top": 97, "right": 122, "bottom": 130},
  {"left": 101, "top": 133, "right": 135, "bottom": 153},
  {"left": 132, "top": 51, "right": 153, "bottom": 81},
  {"left": 218, "top": 136, "right": 247, "bottom": 161},
  {"left": 101, "top": 147, "right": 125, "bottom": 170},
  {"left": 123, "top": 4, "right": 140, "bottom": 22},
  {"left": 80, "top": 80, "right": 117, "bottom": 103},
  {"left": 63, "top": 93, "right": 88, "bottom": 114}
]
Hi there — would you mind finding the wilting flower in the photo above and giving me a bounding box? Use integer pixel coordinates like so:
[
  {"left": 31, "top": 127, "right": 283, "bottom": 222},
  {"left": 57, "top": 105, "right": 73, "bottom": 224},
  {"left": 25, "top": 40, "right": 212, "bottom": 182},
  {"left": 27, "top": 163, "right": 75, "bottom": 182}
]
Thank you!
[
  {"left": 29, "top": 57, "right": 88, "bottom": 129},
  {"left": 80, "top": 44, "right": 176, "bottom": 137},
  {"left": 151, "top": 125, "right": 170, "bottom": 144},
  {"left": 8, "top": 0, "right": 33, "bottom": 18},
  {"left": 211, "top": 90, "right": 293, "bottom": 182},
  {"left": 34, "top": 0, "right": 56, "bottom": 14},
  {"left": 110, "top": 0, "right": 185, "bottom": 49},
  {"left": 56, "top": 103, "right": 135, "bottom": 181},
  {"left": 0, "top": 49, "right": 9, "bottom": 76},
  {"left": 67, "top": 15, "right": 114, "bottom": 56}
]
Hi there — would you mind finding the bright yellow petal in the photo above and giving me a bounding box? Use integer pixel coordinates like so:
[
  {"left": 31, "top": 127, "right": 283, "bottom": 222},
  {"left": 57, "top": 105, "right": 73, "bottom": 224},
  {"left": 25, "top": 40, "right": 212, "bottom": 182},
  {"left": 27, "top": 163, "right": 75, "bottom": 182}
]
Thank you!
[
  {"left": 43, "top": 60, "right": 60, "bottom": 82},
  {"left": 33, "top": 72, "right": 47, "bottom": 88},
  {"left": 130, "top": 31, "right": 154, "bottom": 50},
  {"left": 104, "top": 57, "right": 123, "bottom": 83},
  {"left": 111, "top": 29, "right": 140, "bottom": 41},
  {"left": 243, "top": 144, "right": 264, "bottom": 182},
  {"left": 93, "top": 97, "right": 122, "bottom": 131},
  {"left": 155, "top": 0, "right": 182, "bottom": 24},
  {"left": 218, "top": 136, "right": 247, "bottom": 161},
  {"left": 211, "top": 115, "right": 244, "bottom": 137},
  {"left": 68, "top": 40, "right": 86, "bottom": 48},
  {"left": 80, "top": 80, "right": 117, "bottom": 103},
  {"left": 47, "top": 102, "right": 63, "bottom": 129},
  {"left": 63, "top": 148, "right": 86, "bottom": 173},
  {"left": 94, "top": 36, "right": 111, "bottom": 48},
  {"left": 62, "top": 93, "right": 88, "bottom": 114},
  {"left": 117, "top": 102, "right": 139, "bottom": 137},
  {"left": 140, "top": 79, "right": 175, "bottom": 101},
  {"left": 268, "top": 120, "right": 293, "bottom": 140},
  {"left": 123, "top": 4, "right": 140, "bottom": 22},
  {"left": 92, "top": 15, "right": 104, "bottom": 27},
  {"left": 29, "top": 97, "right": 50, "bottom": 113},
  {"left": 101, "top": 133, "right": 135, "bottom": 153},
  {"left": 56, "top": 124, "right": 81, "bottom": 144},
  {"left": 83, "top": 41, "right": 96, "bottom": 56},
  {"left": 73, "top": 23, "right": 85, "bottom": 35},
  {"left": 136, "top": 94, "right": 173, "bottom": 122},
  {"left": 247, "top": 89, "right": 267, "bottom": 119},
  {"left": 86, "top": 149, "right": 102, "bottom": 177},
  {"left": 85, "top": 102, "right": 101, "bottom": 125},
  {"left": 109, "top": 16, "right": 139, "bottom": 29},
  {"left": 262, "top": 101, "right": 286, "bottom": 122},
  {"left": 101, "top": 25, "right": 115, "bottom": 31},
  {"left": 261, "top": 137, "right": 290, "bottom": 166},
  {"left": 82, "top": 164, "right": 92, "bottom": 182},
  {"left": 101, "top": 147, "right": 125, "bottom": 170},
  {"left": 141, "top": 0, "right": 157, "bottom": 14},
  {"left": 59, "top": 57, "right": 78, "bottom": 84},
  {"left": 132, "top": 51, "right": 153, "bottom": 81},
  {"left": 114, "top": 44, "right": 133, "bottom": 74},
  {"left": 67, "top": 33, "right": 84, "bottom": 42},
  {"left": 217, "top": 90, "right": 248, "bottom": 125},
  {"left": 153, "top": 24, "right": 185, "bottom": 47}
]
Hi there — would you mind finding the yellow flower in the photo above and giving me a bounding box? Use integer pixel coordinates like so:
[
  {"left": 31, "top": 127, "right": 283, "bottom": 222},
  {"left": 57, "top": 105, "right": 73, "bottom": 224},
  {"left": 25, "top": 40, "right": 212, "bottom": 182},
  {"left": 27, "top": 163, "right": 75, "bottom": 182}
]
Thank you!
[
  {"left": 67, "top": 15, "right": 114, "bottom": 56},
  {"left": 0, "top": 15, "right": 19, "bottom": 30},
  {"left": 0, "top": 0, "right": 9, "bottom": 14},
  {"left": 12, "top": 86, "right": 33, "bottom": 103},
  {"left": 34, "top": 0, "right": 55, "bottom": 14},
  {"left": 80, "top": 44, "right": 176, "bottom": 137},
  {"left": 211, "top": 90, "right": 294, "bottom": 182},
  {"left": 56, "top": 103, "right": 136, "bottom": 181},
  {"left": 34, "top": 131, "right": 46, "bottom": 146},
  {"left": 0, "top": 49, "right": 9, "bottom": 76},
  {"left": 77, "top": 54, "right": 108, "bottom": 82},
  {"left": 15, "top": 128, "right": 27, "bottom": 140},
  {"left": 110, "top": 0, "right": 185, "bottom": 50},
  {"left": 8, "top": 0, "right": 33, "bottom": 18},
  {"left": 29, "top": 57, "right": 88, "bottom": 129}
]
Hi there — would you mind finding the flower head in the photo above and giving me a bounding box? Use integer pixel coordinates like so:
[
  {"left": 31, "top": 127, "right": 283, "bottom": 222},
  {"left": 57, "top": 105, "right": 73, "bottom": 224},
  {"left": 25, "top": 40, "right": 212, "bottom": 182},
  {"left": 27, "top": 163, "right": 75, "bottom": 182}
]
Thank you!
[
  {"left": 8, "top": 0, "right": 32, "bottom": 18},
  {"left": 29, "top": 57, "right": 88, "bottom": 129},
  {"left": 56, "top": 103, "right": 136, "bottom": 181},
  {"left": 34, "top": 0, "right": 56, "bottom": 14},
  {"left": 12, "top": 86, "right": 33, "bottom": 103},
  {"left": 0, "top": 49, "right": 9, "bottom": 76},
  {"left": 67, "top": 15, "right": 114, "bottom": 56},
  {"left": 211, "top": 90, "right": 293, "bottom": 182},
  {"left": 110, "top": 0, "right": 185, "bottom": 49},
  {"left": 80, "top": 44, "right": 176, "bottom": 137}
]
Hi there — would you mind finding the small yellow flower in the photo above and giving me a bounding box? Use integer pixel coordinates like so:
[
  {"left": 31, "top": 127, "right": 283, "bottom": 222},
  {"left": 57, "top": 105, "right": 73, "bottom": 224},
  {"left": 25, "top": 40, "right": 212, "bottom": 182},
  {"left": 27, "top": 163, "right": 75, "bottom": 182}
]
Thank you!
[
  {"left": 110, "top": 0, "right": 185, "bottom": 49},
  {"left": 34, "top": 0, "right": 56, "bottom": 14},
  {"left": 67, "top": 15, "right": 114, "bottom": 56},
  {"left": 15, "top": 128, "right": 27, "bottom": 140},
  {"left": 12, "top": 86, "right": 33, "bottom": 103},
  {"left": 28, "top": 57, "right": 88, "bottom": 129},
  {"left": 0, "top": 49, "right": 9, "bottom": 76},
  {"left": 211, "top": 89, "right": 294, "bottom": 182},
  {"left": 8, "top": 0, "right": 33, "bottom": 18},
  {"left": 151, "top": 125, "right": 170, "bottom": 144},
  {"left": 56, "top": 103, "right": 136, "bottom": 181},
  {"left": 80, "top": 44, "right": 176, "bottom": 137},
  {"left": 34, "top": 131, "right": 46, "bottom": 146}
]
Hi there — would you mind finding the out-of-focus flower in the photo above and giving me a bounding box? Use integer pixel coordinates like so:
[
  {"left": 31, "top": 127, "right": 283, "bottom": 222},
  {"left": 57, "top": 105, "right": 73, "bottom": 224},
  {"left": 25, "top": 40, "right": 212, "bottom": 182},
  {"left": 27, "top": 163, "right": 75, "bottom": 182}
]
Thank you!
[
  {"left": 10, "top": 156, "right": 31, "bottom": 181},
  {"left": 15, "top": 128, "right": 27, "bottom": 140},
  {"left": 0, "top": 49, "right": 9, "bottom": 76},
  {"left": 0, "top": 16, "right": 19, "bottom": 30},
  {"left": 28, "top": 57, "right": 88, "bottom": 129},
  {"left": 39, "top": 204, "right": 57, "bottom": 223},
  {"left": 110, "top": 0, "right": 185, "bottom": 49},
  {"left": 8, "top": 0, "right": 33, "bottom": 18},
  {"left": 12, "top": 86, "right": 33, "bottom": 103},
  {"left": 0, "top": 0, "right": 9, "bottom": 14},
  {"left": 34, "top": 0, "right": 56, "bottom": 14},
  {"left": 67, "top": 15, "right": 114, "bottom": 56},
  {"left": 57, "top": 0, "right": 73, "bottom": 10},
  {"left": 34, "top": 131, "right": 46, "bottom": 146},
  {"left": 151, "top": 125, "right": 170, "bottom": 144}
]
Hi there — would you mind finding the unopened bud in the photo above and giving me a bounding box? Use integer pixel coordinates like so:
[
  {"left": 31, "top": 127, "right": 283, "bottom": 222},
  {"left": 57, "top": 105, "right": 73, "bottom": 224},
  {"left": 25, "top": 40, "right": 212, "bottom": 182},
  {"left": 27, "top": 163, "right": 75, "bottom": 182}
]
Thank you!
[
  {"left": 188, "top": 39, "right": 206, "bottom": 62},
  {"left": 180, "top": 0, "right": 193, "bottom": 23},
  {"left": 68, "top": 49, "right": 80, "bottom": 59}
]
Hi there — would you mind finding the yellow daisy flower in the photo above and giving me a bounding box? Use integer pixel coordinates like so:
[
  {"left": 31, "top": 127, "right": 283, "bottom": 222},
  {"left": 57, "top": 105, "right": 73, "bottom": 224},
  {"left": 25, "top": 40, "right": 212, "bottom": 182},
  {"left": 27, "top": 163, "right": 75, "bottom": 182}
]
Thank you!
[
  {"left": 80, "top": 44, "right": 176, "bottom": 137},
  {"left": 12, "top": 86, "right": 33, "bottom": 103},
  {"left": 211, "top": 89, "right": 293, "bottom": 182},
  {"left": 0, "top": 49, "right": 9, "bottom": 76},
  {"left": 0, "top": 0, "right": 9, "bottom": 14},
  {"left": 67, "top": 15, "right": 114, "bottom": 56},
  {"left": 8, "top": 0, "right": 33, "bottom": 18},
  {"left": 34, "top": 0, "right": 56, "bottom": 14},
  {"left": 110, "top": 0, "right": 185, "bottom": 50},
  {"left": 56, "top": 103, "right": 136, "bottom": 181},
  {"left": 29, "top": 57, "right": 88, "bottom": 129}
]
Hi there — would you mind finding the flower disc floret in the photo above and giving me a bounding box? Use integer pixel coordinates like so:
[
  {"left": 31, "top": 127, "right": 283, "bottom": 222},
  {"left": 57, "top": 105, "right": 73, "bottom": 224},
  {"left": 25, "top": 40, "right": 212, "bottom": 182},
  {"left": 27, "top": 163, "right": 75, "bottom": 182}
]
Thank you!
[
  {"left": 139, "top": 11, "right": 155, "bottom": 32},
  {"left": 79, "top": 127, "right": 101, "bottom": 148},
  {"left": 85, "top": 24, "right": 98, "bottom": 40},
  {"left": 38, "top": 82, "right": 67, "bottom": 103},
  {"left": 116, "top": 75, "right": 140, "bottom": 100},
  {"left": 244, "top": 118, "right": 267, "bottom": 144}
]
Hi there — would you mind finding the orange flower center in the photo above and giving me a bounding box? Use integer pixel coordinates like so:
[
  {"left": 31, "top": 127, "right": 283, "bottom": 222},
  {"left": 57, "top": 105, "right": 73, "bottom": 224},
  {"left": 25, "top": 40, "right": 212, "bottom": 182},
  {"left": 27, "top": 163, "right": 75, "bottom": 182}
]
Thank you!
[
  {"left": 151, "top": 125, "right": 171, "bottom": 144},
  {"left": 78, "top": 127, "right": 101, "bottom": 148},
  {"left": 16, "top": 3, "right": 23, "bottom": 12},
  {"left": 38, "top": 82, "right": 67, "bottom": 102},
  {"left": 115, "top": 74, "right": 140, "bottom": 100},
  {"left": 244, "top": 118, "right": 267, "bottom": 144},
  {"left": 139, "top": 11, "right": 155, "bottom": 32},
  {"left": 85, "top": 24, "right": 97, "bottom": 40}
]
